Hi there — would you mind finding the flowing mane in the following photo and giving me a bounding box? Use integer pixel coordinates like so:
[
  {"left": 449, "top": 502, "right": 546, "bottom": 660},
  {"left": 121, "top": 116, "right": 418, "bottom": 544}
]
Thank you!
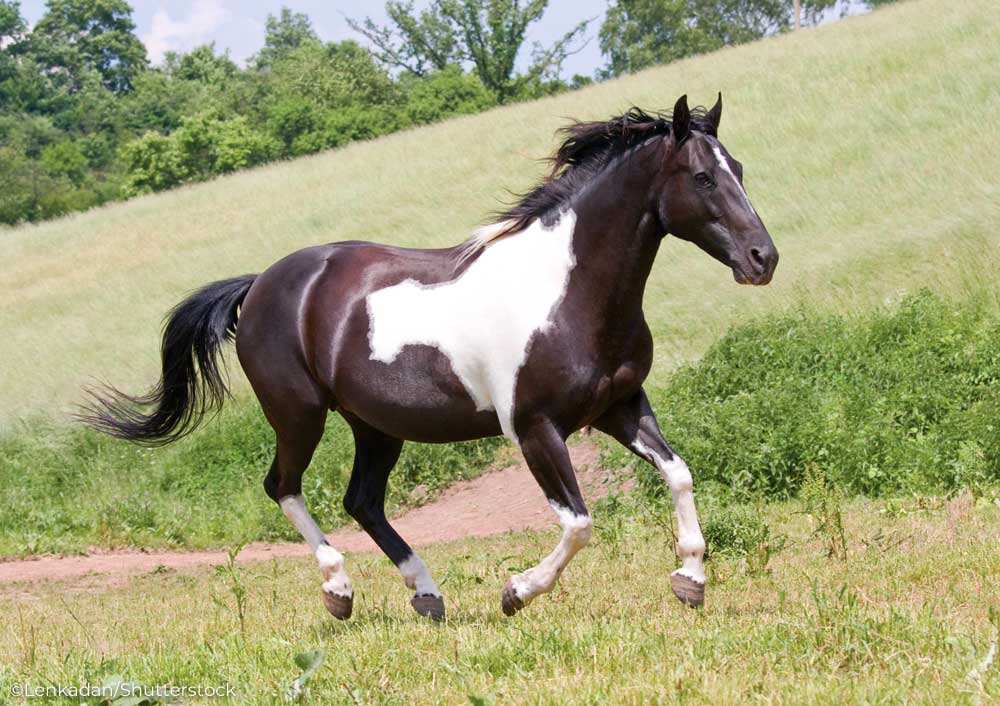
[{"left": 459, "top": 105, "right": 716, "bottom": 259}]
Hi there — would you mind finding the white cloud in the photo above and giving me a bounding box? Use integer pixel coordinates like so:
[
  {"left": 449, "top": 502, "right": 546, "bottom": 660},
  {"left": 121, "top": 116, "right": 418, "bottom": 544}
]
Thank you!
[{"left": 141, "top": 0, "right": 232, "bottom": 65}]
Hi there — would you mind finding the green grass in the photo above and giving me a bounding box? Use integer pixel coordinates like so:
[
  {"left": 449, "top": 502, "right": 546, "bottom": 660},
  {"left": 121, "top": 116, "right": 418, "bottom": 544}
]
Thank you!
[
  {"left": 1, "top": 0, "right": 998, "bottom": 424},
  {"left": 1, "top": 495, "right": 997, "bottom": 704},
  {"left": 0, "top": 407, "right": 504, "bottom": 556}
]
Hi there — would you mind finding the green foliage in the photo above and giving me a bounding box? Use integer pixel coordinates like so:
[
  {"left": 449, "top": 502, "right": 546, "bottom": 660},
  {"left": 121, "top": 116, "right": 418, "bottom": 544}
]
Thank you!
[
  {"left": 30, "top": 0, "right": 148, "bottom": 92},
  {"left": 702, "top": 502, "right": 785, "bottom": 575},
  {"left": 350, "top": 0, "right": 589, "bottom": 103},
  {"left": 400, "top": 65, "right": 496, "bottom": 124},
  {"left": 624, "top": 291, "right": 1000, "bottom": 501},
  {"left": 165, "top": 42, "right": 237, "bottom": 85},
  {"left": 0, "top": 1, "right": 579, "bottom": 224},
  {"left": 254, "top": 6, "right": 320, "bottom": 70},
  {"left": 40, "top": 140, "right": 89, "bottom": 185},
  {"left": 0, "top": 401, "right": 504, "bottom": 555},
  {"left": 801, "top": 463, "right": 848, "bottom": 560},
  {"left": 599, "top": 0, "right": 838, "bottom": 77},
  {"left": 120, "top": 131, "right": 186, "bottom": 195}
]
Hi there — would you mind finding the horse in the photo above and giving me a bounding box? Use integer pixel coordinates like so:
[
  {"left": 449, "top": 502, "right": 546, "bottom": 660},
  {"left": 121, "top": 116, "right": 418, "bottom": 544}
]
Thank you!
[{"left": 81, "top": 94, "right": 778, "bottom": 622}]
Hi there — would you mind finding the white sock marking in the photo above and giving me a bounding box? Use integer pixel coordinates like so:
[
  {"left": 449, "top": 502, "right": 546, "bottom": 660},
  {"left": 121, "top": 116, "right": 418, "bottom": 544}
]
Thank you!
[
  {"left": 633, "top": 440, "right": 706, "bottom": 583},
  {"left": 366, "top": 211, "right": 578, "bottom": 442},
  {"left": 511, "top": 501, "right": 593, "bottom": 603},
  {"left": 398, "top": 553, "right": 441, "bottom": 597},
  {"left": 315, "top": 544, "right": 352, "bottom": 597},
  {"left": 279, "top": 494, "right": 328, "bottom": 551},
  {"left": 280, "top": 494, "right": 353, "bottom": 597}
]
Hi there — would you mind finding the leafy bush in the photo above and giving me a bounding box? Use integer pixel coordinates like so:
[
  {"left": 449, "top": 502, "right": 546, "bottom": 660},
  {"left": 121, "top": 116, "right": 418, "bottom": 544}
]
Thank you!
[
  {"left": 623, "top": 291, "right": 1000, "bottom": 501},
  {"left": 400, "top": 67, "right": 497, "bottom": 125},
  {"left": 701, "top": 503, "right": 784, "bottom": 576}
]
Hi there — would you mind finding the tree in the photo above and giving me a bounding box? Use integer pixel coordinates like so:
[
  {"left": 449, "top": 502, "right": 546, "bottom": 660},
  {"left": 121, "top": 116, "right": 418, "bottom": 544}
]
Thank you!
[
  {"left": 0, "top": 0, "right": 26, "bottom": 49},
  {"left": 166, "top": 43, "right": 238, "bottom": 85},
  {"left": 350, "top": 0, "right": 590, "bottom": 103},
  {"left": 599, "top": 0, "right": 836, "bottom": 78},
  {"left": 254, "top": 6, "right": 320, "bottom": 69},
  {"left": 31, "top": 0, "right": 147, "bottom": 92}
]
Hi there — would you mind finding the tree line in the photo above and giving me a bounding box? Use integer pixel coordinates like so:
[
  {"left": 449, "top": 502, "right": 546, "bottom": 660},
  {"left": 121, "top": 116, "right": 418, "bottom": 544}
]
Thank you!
[{"left": 0, "top": 0, "right": 893, "bottom": 226}]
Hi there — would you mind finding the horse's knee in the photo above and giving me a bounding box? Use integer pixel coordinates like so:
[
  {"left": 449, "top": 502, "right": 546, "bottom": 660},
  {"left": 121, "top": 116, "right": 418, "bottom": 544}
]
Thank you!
[{"left": 263, "top": 471, "right": 281, "bottom": 502}]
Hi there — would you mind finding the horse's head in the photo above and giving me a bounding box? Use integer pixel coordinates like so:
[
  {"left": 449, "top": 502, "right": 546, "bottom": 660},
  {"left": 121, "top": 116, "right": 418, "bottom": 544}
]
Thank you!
[{"left": 656, "top": 94, "right": 778, "bottom": 285}]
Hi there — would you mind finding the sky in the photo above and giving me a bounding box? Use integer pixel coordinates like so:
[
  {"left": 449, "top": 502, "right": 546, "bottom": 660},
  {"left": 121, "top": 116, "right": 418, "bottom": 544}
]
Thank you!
[{"left": 18, "top": 0, "right": 610, "bottom": 78}]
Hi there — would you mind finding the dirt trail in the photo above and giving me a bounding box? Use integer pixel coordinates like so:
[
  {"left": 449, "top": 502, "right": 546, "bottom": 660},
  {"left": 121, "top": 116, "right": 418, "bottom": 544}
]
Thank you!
[{"left": 0, "top": 443, "right": 609, "bottom": 587}]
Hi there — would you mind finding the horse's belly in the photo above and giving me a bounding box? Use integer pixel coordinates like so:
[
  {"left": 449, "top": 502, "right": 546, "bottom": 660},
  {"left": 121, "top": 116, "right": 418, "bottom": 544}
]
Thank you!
[{"left": 334, "top": 343, "right": 505, "bottom": 443}]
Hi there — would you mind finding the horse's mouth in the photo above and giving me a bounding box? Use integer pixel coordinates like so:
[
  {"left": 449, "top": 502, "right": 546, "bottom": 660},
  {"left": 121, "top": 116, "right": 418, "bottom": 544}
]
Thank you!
[{"left": 731, "top": 263, "right": 774, "bottom": 286}]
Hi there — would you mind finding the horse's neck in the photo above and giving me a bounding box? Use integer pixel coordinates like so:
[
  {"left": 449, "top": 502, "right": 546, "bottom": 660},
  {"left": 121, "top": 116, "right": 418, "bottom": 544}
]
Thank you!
[{"left": 567, "top": 157, "right": 662, "bottom": 327}]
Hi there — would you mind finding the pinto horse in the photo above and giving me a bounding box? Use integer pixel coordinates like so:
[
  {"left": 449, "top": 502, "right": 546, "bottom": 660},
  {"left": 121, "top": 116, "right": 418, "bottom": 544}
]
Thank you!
[{"left": 82, "top": 94, "right": 778, "bottom": 621}]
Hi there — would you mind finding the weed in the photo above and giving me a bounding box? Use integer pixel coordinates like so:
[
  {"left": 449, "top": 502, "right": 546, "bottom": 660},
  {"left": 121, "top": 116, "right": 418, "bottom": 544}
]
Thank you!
[
  {"left": 702, "top": 504, "right": 785, "bottom": 577},
  {"left": 801, "top": 464, "right": 848, "bottom": 562},
  {"left": 212, "top": 543, "right": 249, "bottom": 637}
]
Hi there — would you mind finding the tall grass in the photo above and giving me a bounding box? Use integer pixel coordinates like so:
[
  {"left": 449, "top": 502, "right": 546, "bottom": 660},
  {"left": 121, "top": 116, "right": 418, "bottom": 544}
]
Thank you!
[{"left": 1, "top": 0, "right": 998, "bottom": 423}]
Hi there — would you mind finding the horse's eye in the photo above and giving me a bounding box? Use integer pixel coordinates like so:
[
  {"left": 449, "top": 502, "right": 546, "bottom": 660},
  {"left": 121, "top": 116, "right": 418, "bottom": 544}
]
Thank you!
[{"left": 694, "top": 172, "right": 714, "bottom": 188}]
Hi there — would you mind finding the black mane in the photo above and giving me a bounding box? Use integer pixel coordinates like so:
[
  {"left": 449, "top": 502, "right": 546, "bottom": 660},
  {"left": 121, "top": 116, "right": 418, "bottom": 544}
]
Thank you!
[{"left": 493, "top": 106, "right": 714, "bottom": 236}]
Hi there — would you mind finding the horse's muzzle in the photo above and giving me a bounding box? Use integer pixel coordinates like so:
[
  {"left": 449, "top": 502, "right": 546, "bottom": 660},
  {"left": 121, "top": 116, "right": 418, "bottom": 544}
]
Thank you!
[{"left": 733, "top": 243, "right": 779, "bottom": 286}]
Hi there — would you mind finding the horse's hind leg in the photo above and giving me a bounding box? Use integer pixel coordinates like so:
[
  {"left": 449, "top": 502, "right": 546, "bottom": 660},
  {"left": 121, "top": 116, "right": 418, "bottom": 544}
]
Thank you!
[
  {"left": 502, "top": 417, "right": 593, "bottom": 616},
  {"left": 260, "top": 397, "right": 355, "bottom": 620},
  {"left": 342, "top": 416, "right": 445, "bottom": 621}
]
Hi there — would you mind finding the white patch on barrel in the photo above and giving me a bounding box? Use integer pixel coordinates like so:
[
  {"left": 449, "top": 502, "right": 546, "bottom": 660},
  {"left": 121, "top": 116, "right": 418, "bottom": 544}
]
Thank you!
[
  {"left": 366, "top": 211, "right": 577, "bottom": 442},
  {"left": 711, "top": 143, "right": 757, "bottom": 217}
]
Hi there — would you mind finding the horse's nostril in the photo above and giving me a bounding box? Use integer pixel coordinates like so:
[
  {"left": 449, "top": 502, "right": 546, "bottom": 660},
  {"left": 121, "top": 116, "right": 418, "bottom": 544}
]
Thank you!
[{"left": 750, "top": 247, "right": 766, "bottom": 270}]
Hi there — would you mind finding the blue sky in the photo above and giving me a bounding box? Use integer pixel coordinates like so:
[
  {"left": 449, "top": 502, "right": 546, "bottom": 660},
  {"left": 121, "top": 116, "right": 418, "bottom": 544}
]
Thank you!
[{"left": 18, "top": 0, "right": 609, "bottom": 77}]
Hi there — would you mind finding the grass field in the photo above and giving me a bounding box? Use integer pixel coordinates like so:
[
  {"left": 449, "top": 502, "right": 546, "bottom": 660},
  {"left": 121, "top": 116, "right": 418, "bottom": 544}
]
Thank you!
[
  {"left": 2, "top": 1, "right": 1000, "bottom": 701},
  {"left": 1, "top": 494, "right": 997, "bottom": 704},
  {"left": 2, "top": 0, "right": 998, "bottom": 424}
]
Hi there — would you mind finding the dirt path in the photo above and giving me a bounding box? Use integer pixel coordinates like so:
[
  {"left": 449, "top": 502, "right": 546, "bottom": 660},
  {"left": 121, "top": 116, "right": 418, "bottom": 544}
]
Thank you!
[{"left": 0, "top": 442, "right": 610, "bottom": 587}]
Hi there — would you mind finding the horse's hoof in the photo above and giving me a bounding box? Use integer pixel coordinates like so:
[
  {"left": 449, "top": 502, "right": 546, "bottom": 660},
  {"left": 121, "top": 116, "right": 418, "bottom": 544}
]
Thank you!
[
  {"left": 410, "top": 594, "right": 446, "bottom": 622},
  {"left": 670, "top": 572, "right": 705, "bottom": 608},
  {"left": 322, "top": 590, "right": 353, "bottom": 620},
  {"left": 501, "top": 580, "right": 524, "bottom": 617}
]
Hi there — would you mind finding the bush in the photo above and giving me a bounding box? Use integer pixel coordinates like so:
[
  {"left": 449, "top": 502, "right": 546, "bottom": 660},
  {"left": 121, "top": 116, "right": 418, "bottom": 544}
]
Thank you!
[
  {"left": 401, "top": 67, "right": 497, "bottom": 125},
  {"left": 626, "top": 291, "right": 1000, "bottom": 501}
]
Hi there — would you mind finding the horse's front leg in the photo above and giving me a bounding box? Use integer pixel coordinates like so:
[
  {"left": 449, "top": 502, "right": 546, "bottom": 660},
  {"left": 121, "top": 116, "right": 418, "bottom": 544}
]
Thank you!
[
  {"left": 502, "top": 417, "right": 593, "bottom": 616},
  {"left": 593, "top": 388, "right": 706, "bottom": 607}
]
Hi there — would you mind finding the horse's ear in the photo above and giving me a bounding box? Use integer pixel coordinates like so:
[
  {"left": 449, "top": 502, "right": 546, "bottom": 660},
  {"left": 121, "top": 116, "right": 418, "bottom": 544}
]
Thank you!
[
  {"left": 672, "top": 94, "right": 690, "bottom": 144},
  {"left": 706, "top": 92, "right": 722, "bottom": 135}
]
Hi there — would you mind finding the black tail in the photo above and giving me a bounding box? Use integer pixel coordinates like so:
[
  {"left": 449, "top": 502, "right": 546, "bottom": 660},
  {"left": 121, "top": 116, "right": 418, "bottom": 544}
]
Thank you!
[{"left": 78, "top": 274, "right": 258, "bottom": 446}]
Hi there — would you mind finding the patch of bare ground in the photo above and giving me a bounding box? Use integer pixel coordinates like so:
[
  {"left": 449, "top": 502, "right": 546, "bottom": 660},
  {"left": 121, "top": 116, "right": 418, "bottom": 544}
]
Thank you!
[{"left": 0, "top": 441, "right": 610, "bottom": 587}]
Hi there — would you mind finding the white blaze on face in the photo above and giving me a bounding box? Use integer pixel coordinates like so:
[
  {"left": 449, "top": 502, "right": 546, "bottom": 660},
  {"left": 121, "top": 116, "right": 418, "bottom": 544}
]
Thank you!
[
  {"left": 710, "top": 143, "right": 757, "bottom": 217},
  {"left": 366, "top": 211, "right": 578, "bottom": 442}
]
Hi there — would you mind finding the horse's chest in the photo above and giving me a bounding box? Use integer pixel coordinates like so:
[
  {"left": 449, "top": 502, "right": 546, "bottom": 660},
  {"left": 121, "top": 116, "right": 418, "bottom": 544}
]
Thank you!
[{"left": 365, "top": 212, "right": 577, "bottom": 440}]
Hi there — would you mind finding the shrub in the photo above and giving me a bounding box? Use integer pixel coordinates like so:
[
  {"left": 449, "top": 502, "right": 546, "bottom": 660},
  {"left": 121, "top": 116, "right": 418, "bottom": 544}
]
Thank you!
[{"left": 624, "top": 291, "right": 1000, "bottom": 501}]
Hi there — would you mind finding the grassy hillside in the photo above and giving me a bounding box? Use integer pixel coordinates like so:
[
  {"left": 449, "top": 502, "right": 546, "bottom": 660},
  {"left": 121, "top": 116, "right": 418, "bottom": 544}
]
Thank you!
[
  {"left": 2, "top": 497, "right": 998, "bottom": 704},
  {"left": 2, "top": 0, "right": 998, "bottom": 424}
]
